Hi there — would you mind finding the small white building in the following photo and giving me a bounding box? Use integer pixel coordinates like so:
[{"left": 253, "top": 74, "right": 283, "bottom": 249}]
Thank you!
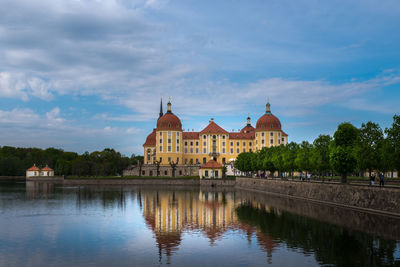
[
  {"left": 26, "top": 164, "right": 40, "bottom": 177},
  {"left": 40, "top": 165, "right": 54, "bottom": 177}
]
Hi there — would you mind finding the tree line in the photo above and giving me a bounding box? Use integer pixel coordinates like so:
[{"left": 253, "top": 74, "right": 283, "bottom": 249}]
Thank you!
[
  {"left": 234, "top": 115, "right": 400, "bottom": 183},
  {"left": 0, "top": 147, "right": 143, "bottom": 177}
]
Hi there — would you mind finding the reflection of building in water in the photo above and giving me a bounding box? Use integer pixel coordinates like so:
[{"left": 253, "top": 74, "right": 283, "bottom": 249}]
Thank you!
[
  {"left": 141, "top": 189, "right": 280, "bottom": 262},
  {"left": 26, "top": 181, "right": 55, "bottom": 199}
]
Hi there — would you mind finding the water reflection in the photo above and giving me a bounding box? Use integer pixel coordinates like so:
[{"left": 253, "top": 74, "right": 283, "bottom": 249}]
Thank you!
[{"left": 14, "top": 182, "right": 400, "bottom": 266}]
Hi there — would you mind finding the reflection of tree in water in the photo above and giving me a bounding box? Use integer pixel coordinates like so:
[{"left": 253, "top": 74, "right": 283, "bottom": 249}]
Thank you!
[
  {"left": 236, "top": 202, "right": 400, "bottom": 267},
  {"left": 75, "top": 186, "right": 126, "bottom": 210}
]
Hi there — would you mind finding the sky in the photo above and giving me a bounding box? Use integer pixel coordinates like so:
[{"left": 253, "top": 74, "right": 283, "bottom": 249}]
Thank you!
[{"left": 1, "top": 0, "right": 400, "bottom": 156}]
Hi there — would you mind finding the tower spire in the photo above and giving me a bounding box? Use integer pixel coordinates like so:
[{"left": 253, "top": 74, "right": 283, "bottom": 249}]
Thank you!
[
  {"left": 266, "top": 98, "right": 271, "bottom": 114},
  {"left": 167, "top": 97, "right": 172, "bottom": 113},
  {"left": 159, "top": 97, "right": 163, "bottom": 118}
]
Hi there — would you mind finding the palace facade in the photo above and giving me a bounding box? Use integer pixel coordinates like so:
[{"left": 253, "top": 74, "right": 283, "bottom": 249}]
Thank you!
[{"left": 142, "top": 99, "right": 288, "bottom": 167}]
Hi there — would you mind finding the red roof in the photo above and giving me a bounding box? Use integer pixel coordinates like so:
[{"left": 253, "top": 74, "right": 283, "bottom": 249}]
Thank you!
[
  {"left": 200, "top": 121, "right": 228, "bottom": 134},
  {"left": 240, "top": 125, "right": 255, "bottom": 133},
  {"left": 27, "top": 165, "right": 39, "bottom": 171},
  {"left": 157, "top": 112, "right": 182, "bottom": 131},
  {"left": 42, "top": 165, "right": 53, "bottom": 171},
  {"left": 143, "top": 129, "right": 156, "bottom": 146},
  {"left": 256, "top": 113, "right": 282, "bottom": 131},
  {"left": 229, "top": 132, "right": 255, "bottom": 139},
  {"left": 183, "top": 132, "right": 200, "bottom": 139},
  {"left": 282, "top": 131, "right": 288, "bottom": 137},
  {"left": 201, "top": 160, "right": 223, "bottom": 169}
]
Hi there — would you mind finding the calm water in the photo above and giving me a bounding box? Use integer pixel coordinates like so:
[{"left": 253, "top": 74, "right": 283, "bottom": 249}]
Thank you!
[{"left": 0, "top": 181, "right": 400, "bottom": 267}]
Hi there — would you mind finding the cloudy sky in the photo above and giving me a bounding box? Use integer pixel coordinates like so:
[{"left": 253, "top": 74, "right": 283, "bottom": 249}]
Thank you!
[{"left": 1, "top": 0, "right": 400, "bottom": 156}]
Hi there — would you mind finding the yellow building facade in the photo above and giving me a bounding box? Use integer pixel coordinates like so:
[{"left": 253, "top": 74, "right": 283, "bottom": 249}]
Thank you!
[{"left": 143, "top": 100, "right": 288, "bottom": 166}]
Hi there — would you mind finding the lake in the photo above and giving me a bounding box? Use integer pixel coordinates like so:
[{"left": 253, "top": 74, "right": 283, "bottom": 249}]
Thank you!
[{"left": 0, "top": 180, "right": 399, "bottom": 266}]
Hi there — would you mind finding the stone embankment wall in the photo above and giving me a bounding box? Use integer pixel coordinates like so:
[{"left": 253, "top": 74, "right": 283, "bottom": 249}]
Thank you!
[
  {"left": 236, "top": 178, "right": 400, "bottom": 215},
  {"left": 64, "top": 178, "right": 200, "bottom": 186}
]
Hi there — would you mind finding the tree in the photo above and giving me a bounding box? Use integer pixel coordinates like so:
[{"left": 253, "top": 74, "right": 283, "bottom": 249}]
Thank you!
[
  {"left": 330, "top": 122, "right": 359, "bottom": 183},
  {"left": 295, "top": 141, "right": 313, "bottom": 177},
  {"left": 311, "top": 135, "right": 332, "bottom": 179},
  {"left": 235, "top": 152, "right": 255, "bottom": 175},
  {"left": 271, "top": 146, "right": 285, "bottom": 177},
  {"left": 385, "top": 115, "right": 400, "bottom": 175},
  {"left": 282, "top": 142, "right": 299, "bottom": 178},
  {"left": 354, "top": 122, "right": 383, "bottom": 178}
]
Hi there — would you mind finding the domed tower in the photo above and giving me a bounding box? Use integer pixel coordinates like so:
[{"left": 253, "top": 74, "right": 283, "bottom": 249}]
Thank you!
[
  {"left": 156, "top": 99, "right": 183, "bottom": 165},
  {"left": 255, "top": 101, "right": 287, "bottom": 150}
]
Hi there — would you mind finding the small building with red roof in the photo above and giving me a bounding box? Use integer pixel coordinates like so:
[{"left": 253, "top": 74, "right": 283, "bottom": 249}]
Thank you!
[
  {"left": 41, "top": 165, "right": 54, "bottom": 177},
  {"left": 199, "top": 160, "right": 223, "bottom": 179},
  {"left": 26, "top": 164, "right": 40, "bottom": 177}
]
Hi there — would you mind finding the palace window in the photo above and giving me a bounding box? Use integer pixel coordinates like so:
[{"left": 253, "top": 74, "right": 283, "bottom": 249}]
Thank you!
[
  {"left": 160, "top": 132, "right": 162, "bottom": 136},
  {"left": 203, "top": 158, "right": 207, "bottom": 164},
  {"left": 205, "top": 170, "right": 209, "bottom": 177},
  {"left": 168, "top": 146, "right": 171, "bottom": 152},
  {"left": 179, "top": 170, "right": 182, "bottom": 175},
  {"left": 165, "top": 170, "right": 168, "bottom": 175},
  {"left": 230, "top": 148, "right": 233, "bottom": 153},
  {"left": 222, "top": 158, "right": 226, "bottom": 164},
  {"left": 236, "top": 142, "right": 239, "bottom": 146},
  {"left": 270, "top": 132, "right": 273, "bottom": 137},
  {"left": 168, "top": 138, "right": 171, "bottom": 144},
  {"left": 190, "top": 141, "right": 193, "bottom": 146},
  {"left": 177, "top": 132, "right": 180, "bottom": 137},
  {"left": 203, "top": 148, "right": 206, "bottom": 153},
  {"left": 190, "top": 148, "right": 193, "bottom": 153},
  {"left": 185, "top": 159, "right": 188, "bottom": 164},
  {"left": 236, "top": 148, "right": 239, "bottom": 153},
  {"left": 196, "top": 159, "right": 199, "bottom": 164},
  {"left": 142, "top": 170, "right": 145, "bottom": 175},
  {"left": 204, "top": 135, "right": 206, "bottom": 139},
  {"left": 185, "top": 141, "right": 187, "bottom": 146},
  {"left": 203, "top": 141, "right": 206, "bottom": 146},
  {"left": 213, "top": 135, "right": 216, "bottom": 139},
  {"left": 278, "top": 132, "right": 281, "bottom": 137},
  {"left": 160, "top": 139, "right": 162, "bottom": 143},
  {"left": 230, "top": 142, "right": 233, "bottom": 146},
  {"left": 168, "top": 157, "right": 171, "bottom": 162},
  {"left": 256, "top": 140, "right": 258, "bottom": 144},
  {"left": 278, "top": 140, "right": 281, "bottom": 144},
  {"left": 222, "top": 148, "right": 225, "bottom": 153},
  {"left": 222, "top": 142, "right": 225, "bottom": 146},
  {"left": 249, "top": 142, "right": 252, "bottom": 146},
  {"left": 196, "top": 141, "right": 199, "bottom": 146},
  {"left": 256, "top": 133, "right": 258, "bottom": 137},
  {"left": 262, "top": 132, "right": 264, "bottom": 137},
  {"left": 160, "top": 146, "right": 163, "bottom": 152},
  {"left": 243, "top": 142, "right": 245, "bottom": 146},
  {"left": 243, "top": 148, "right": 245, "bottom": 152},
  {"left": 282, "top": 138, "right": 285, "bottom": 142},
  {"left": 222, "top": 135, "right": 225, "bottom": 139},
  {"left": 196, "top": 148, "right": 199, "bottom": 153},
  {"left": 168, "top": 131, "right": 171, "bottom": 136},
  {"left": 261, "top": 140, "right": 264, "bottom": 144},
  {"left": 270, "top": 139, "right": 274, "bottom": 144},
  {"left": 177, "top": 146, "right": 180, "bottom": 152},
  {"left": 177, "top": 139, "right": 180, "bottom": 144}
]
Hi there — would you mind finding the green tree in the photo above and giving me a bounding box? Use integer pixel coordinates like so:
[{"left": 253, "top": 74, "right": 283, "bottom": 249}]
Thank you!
[
  {"left": 282, "top": 142, "right": 299, "bottom": 178},
  {"left": 385, "top": 115, "right": 400, "bottom": 175},
  {"left": 311, "top": 135, "right": 332, "bottom": 179},
  {"left": 295, "top": 141, "right": 313, "bottom": 177},
  {"left": 330, "top": 122, "right": 359, "bottom": 183},
  {"left": 354, "top": 122, "right": 383, "bottom": 178}
]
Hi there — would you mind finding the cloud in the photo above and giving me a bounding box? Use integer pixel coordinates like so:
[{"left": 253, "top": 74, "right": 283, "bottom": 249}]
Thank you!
[{"left": 0, "top": 107, "right": 142, "bottom": 154}]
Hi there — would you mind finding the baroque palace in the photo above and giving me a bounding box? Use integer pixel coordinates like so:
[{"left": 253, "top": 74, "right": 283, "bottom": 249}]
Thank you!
[{"left": 124, "top": 99, "right": 288, "bottom": 177}]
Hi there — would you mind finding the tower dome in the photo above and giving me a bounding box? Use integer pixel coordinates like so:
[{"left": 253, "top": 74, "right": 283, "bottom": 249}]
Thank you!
[
  {"left": 256, "top": 102, "right": 282, "bottom": 131},
  {"left": 156, "top": 100, "right": 182, "bottom": 131}
]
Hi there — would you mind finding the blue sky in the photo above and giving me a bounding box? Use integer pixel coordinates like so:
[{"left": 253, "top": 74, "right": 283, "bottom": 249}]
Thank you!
[{"left": 1, "top": 0, "right": 400, "bottom": 156}]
